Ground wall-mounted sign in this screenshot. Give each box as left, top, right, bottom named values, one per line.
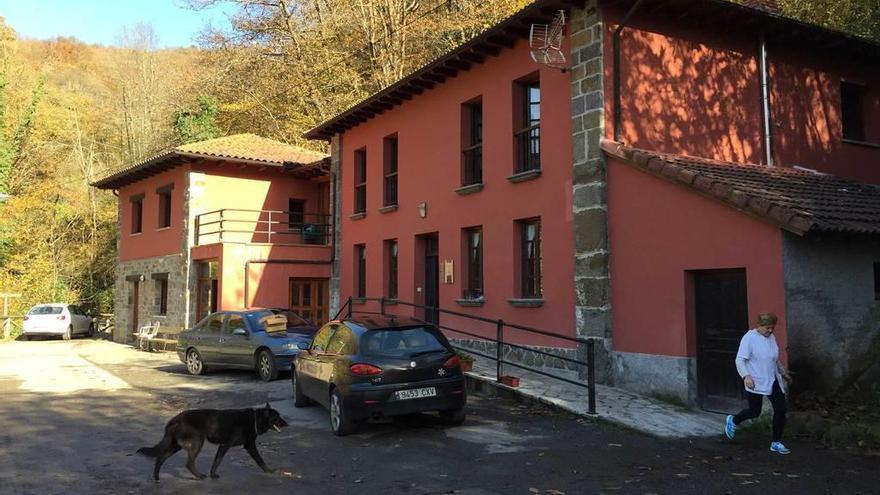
left=443, top=259, right=454, bottom=284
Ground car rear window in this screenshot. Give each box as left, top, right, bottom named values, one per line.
left=28, top=306, right=63, bottom=315
left=360, top=327, right=448, bottom=358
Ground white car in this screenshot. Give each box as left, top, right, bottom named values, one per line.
left=22, top=303, right=95, bottom=340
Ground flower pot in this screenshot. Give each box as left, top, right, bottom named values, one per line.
left=500, top=375, right=520, bottom=387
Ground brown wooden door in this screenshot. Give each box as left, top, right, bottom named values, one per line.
left=290, top=278, right=330, bottom=325
left=424, top=234, right=440, bottom=325
left=695, top=269, right=749, bottom=413
left=131, top=280, right=139, bottom=339
left=197, top=261, right=219, bottom=322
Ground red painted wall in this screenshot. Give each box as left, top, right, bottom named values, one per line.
left=607, top=158, right=788, bottom=362
left=119, top=166, right=189, bottom=261
left=602, top=7, right=880, bottom=184
left=337, top=39, right=576, bottom=345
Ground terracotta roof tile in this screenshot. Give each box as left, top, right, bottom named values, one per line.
left=601, top=139, right=880, bottom=236
left=92, top=134, right=328, bottom=189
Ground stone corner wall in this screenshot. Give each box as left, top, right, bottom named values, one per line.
left=113, top=254, right=189, bottom=344
left=328, top=135, right=343, bottom=320
left=570, top=1, right=611, bottom=383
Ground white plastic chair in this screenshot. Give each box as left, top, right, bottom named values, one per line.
left=136, top=321, right=160, bottom=351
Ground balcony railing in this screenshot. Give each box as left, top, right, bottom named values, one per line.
left=194, top=209, right=332, bottom=246
left=515, top=124, right=541, bottom=173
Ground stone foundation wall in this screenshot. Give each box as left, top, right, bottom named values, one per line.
left=113, top=254, right=188, bottom=343
left=570, top=1, right=611, bottom=382
left=612, top=351, right=696, bottom=405
left=450, top=339, right=581, bottom=374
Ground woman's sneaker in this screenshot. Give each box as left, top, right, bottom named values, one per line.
left=724, top=415, right=736, bottom=439
left=770, top=442, right=791, bottom=454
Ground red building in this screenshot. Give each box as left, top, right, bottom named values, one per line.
left=93, top=134, right=331, bottom=343
left=307, top=0, right=880, bottom=412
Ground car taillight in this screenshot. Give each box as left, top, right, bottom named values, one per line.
left=443, top=355, right=461, bottom=368
left=57, top=315, right=66, bottom=321
left=350, top=363, right=383, bottom=376
left=23, top=316, right=29, bottom=321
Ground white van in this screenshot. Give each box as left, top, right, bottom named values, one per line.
left=22, top=304, right=94, bottom=340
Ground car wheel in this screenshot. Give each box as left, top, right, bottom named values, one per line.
left=186, top=348, right=206, bottom=375
left=62, top=326, right=72, bottom=341
left=22, top=335, right=31, bottom=341
left=291, top=368, right=311, bottom=407
left=439, top=406, right=466, bottom=426
left=87, top=323, right=96, bottom=338
left=257, top=350, right=278, bottom=382
left=330, top=388, right=357, bottom=436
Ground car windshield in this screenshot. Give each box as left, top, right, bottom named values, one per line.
left=245, top=311, right=280, bottom=332
left=360, top=327, right=448, bottom=358
left=28, top=306, right=63, bottom=315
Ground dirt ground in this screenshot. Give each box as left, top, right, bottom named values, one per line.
left=0, top=336, right=876, bottom=494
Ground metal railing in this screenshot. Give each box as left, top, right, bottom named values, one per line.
left=462, top=144, right=483, bottom=186
left=195, top=209, right=332, bottom=246
left=334, top=296, right=597, bottom=415
left=514, top=124, right=541, bottom=173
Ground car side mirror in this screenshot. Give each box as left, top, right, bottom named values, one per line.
left=232, top=328, right=247, bottom=337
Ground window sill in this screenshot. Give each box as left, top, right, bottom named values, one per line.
left=156, top=227, right=171, bottom=232
left=454, top=183, right=484, bottom=196
left=382, top=298, right=399, bottom=305
left=352, top=297, right=367, bottom=305
left=350, top=212, right=367, bottom=221
left=455, top=298, right=485, bottom=307
left=842, top=138, right=880, bottom=149
left=506, top=169, right=542, bottom=183
left=131, top=232, right=143, bottom=237
left=378, top=204, right=399, bottom=214
left=507, top=298, right=544, bottom=308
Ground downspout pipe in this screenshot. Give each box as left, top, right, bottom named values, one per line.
left=613, top=0, right=646, bottom=142
left=759, top=35, right=774, bottom=166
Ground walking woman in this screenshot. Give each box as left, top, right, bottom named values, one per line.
left=724, top=312, right=793, bottom=454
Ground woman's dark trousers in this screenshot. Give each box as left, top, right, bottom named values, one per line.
left=732, top=380, right=786, bottom=442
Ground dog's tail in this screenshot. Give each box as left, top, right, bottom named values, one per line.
left=136, top=434, right=173, bottom=458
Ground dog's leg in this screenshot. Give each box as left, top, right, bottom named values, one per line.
left=182, top=438, right=207, bottom=480
left=152, top=444, right=181, bottom=482
left=244, top=441, right=273, bottom=473
left=209, top=444, right=230, bottom=479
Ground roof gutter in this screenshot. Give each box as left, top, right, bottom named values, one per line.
left=613, top=0, right=646, bottom=142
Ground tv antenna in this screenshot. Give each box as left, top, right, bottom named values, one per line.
left=529, top=10, right=567, bottom=71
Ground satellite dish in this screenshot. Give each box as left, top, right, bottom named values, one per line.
left=529, top=10, right=567, bottom=71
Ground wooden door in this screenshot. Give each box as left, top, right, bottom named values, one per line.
left=424, top=234, right=440, bottom=325
left=290, top=278, right=330, bottom=325
left=131, top=280, right=139, bottom=339
left=695, top=269, right=750, bottom=413
left=197, top=260, right=219, bottom=322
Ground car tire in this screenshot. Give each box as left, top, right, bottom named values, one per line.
left=186, top=348, right=206, bottom=375
left=257, top=350, right=278, bottom=382
left=330, top=388, right=357, bottom=436
left=87, top=323, right=95, bottom=338
left=291, top=368, right=311, bottom=407
left=439, top=406, right=466, bottom=426
left=62, top=326, right=72, bottom=341
left=22, top=335, right=31, bottom=341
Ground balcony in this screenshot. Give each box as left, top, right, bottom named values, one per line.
left=194, top=209, right=332, bottom=246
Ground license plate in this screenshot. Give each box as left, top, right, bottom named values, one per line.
left=394, top=387, right=437, bottom=400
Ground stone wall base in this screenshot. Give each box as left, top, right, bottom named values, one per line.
left=114, top=254, right=188, bottom=344
left=611, top=351, right=696, bottom=406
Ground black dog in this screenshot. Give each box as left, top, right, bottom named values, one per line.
left=137, top=403, right=289, bottom=481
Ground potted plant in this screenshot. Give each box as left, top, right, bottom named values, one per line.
left=457, top=351, right=475, bottom=372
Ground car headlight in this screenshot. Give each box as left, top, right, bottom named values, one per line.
left=282, top=342, right=300, bottom=351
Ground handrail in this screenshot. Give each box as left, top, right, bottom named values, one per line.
left=335, top=296, right=597, bottom=415
left=194, top=208, right=332, bottom=247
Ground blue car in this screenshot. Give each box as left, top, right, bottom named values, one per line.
left=177, top=309, right=317, bottom=381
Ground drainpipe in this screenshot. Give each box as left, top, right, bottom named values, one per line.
left=613, top=0, right=646, bottom=142
left=759, top=35, right=774, bottom=166
left=243, top=258, right=332, bottom=309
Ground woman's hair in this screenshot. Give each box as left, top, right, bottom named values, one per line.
left=757, top=312, right=778, bottom=326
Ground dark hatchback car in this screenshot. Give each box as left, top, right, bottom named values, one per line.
left=291, top=315, right=467, bottom=436
left=177, top=309, right=317, bottom=381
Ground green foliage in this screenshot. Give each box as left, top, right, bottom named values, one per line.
left=173, top=94, right=221, bottom=145
left=778, top=0, right=880, bottom=42
left=0, top=60, right=44, bottom=194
